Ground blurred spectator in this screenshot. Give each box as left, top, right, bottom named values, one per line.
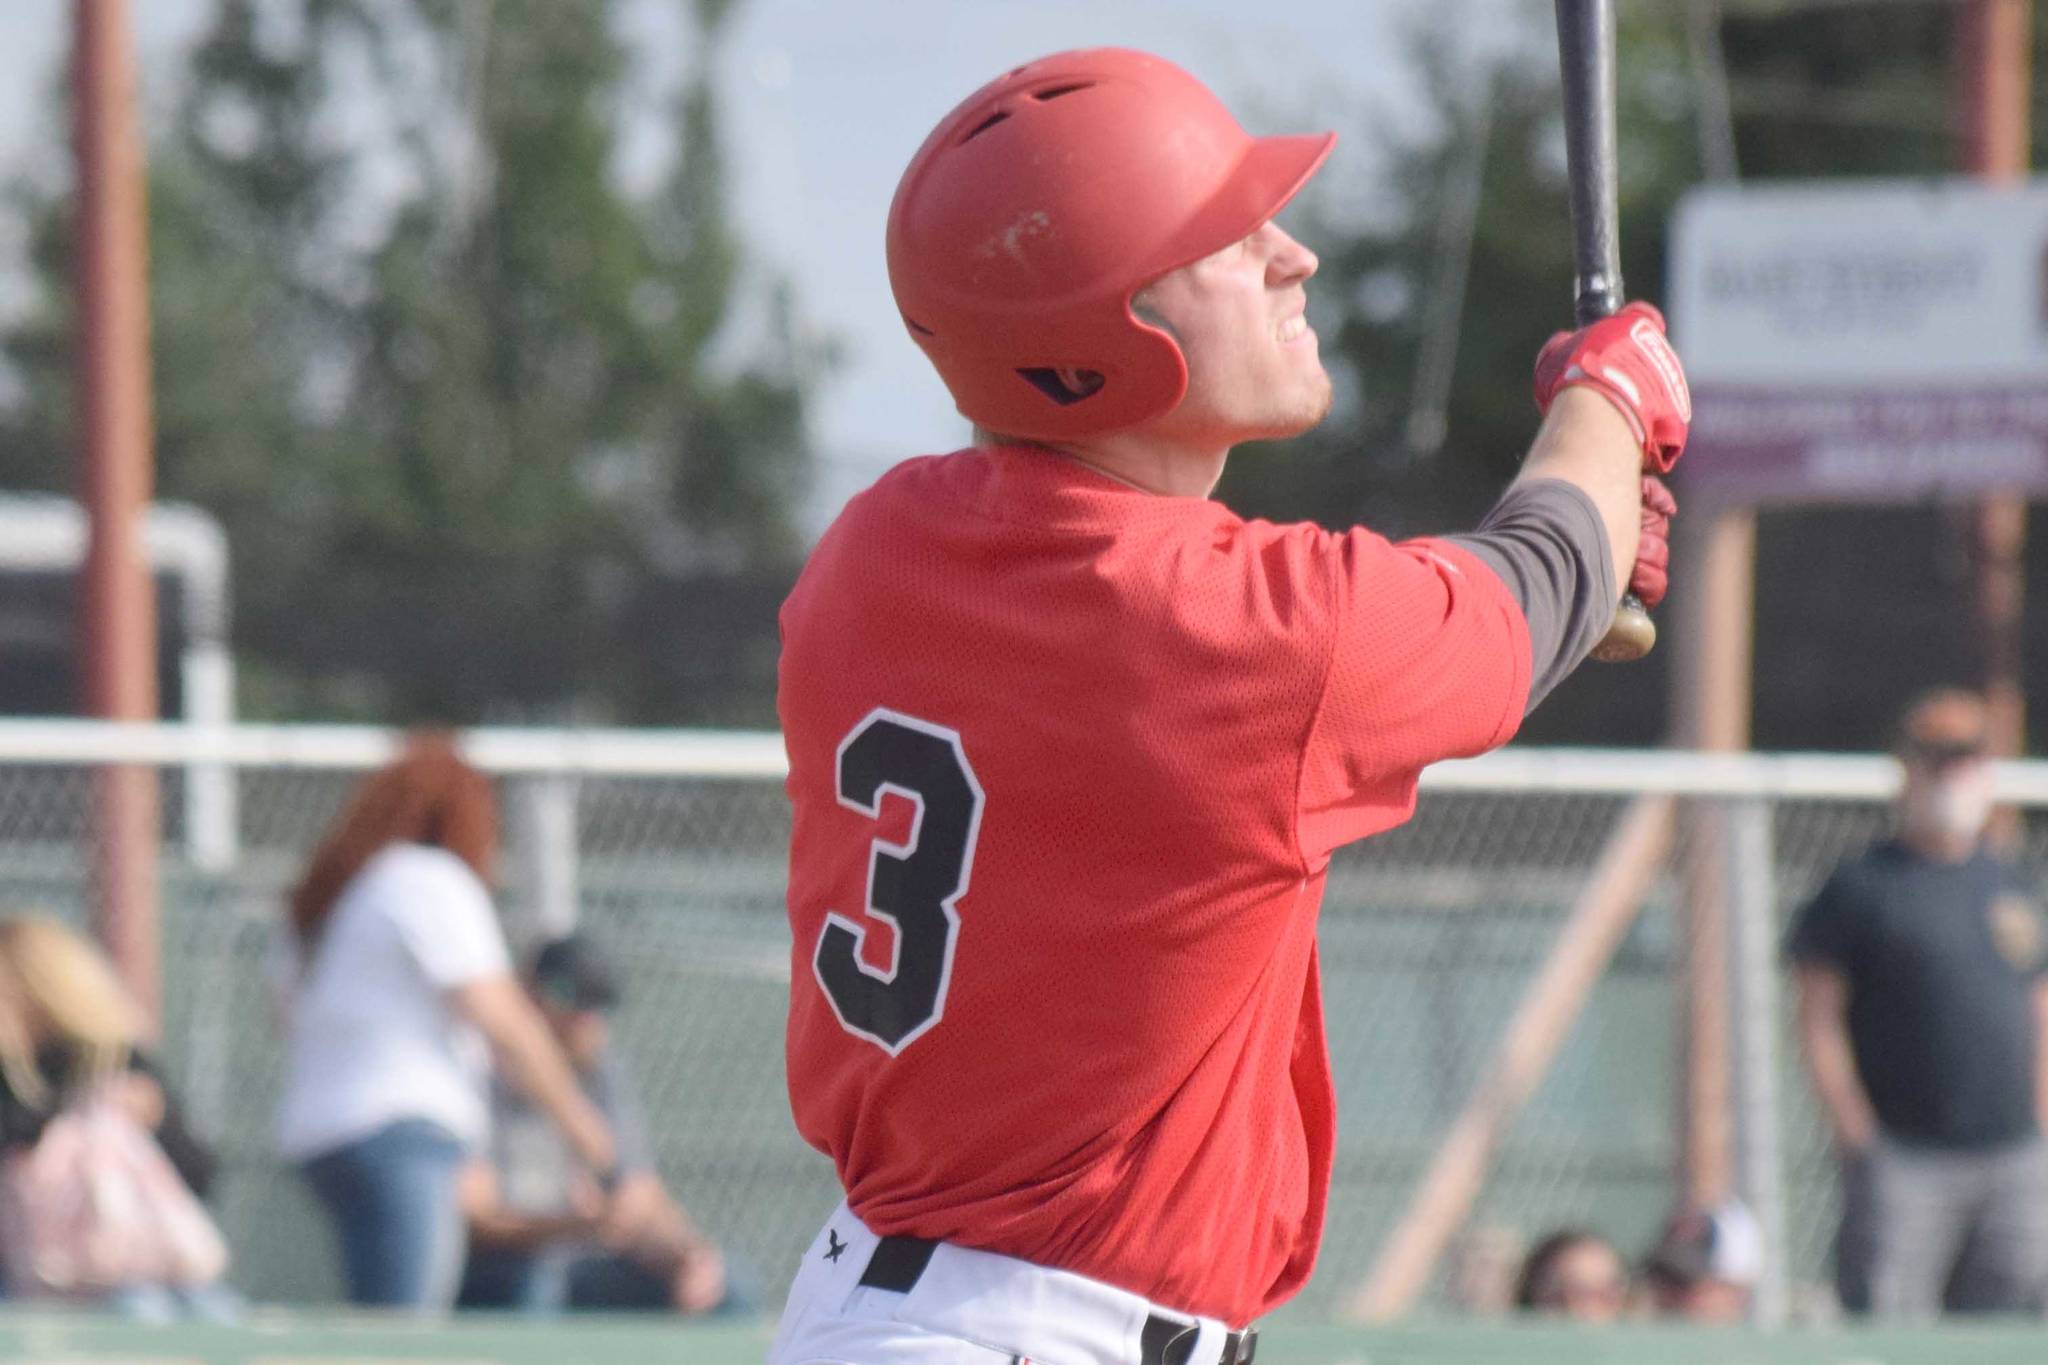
left=1640, top=1202, right=1760, bottom=1323
left=272, top=734, right=619, bottom=1311
left=0, top=914, right=230, bottom=1317
left=456, top=933, right=735, bottom=1316
left=1514, top=1227, right=1627, bottom=1323
left=1788, top=689, right=2048, bottom=1318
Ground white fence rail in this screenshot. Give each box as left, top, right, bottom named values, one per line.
left=2, top=722, right=2039, bottom=1320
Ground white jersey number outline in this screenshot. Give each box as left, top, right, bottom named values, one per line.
left=813, top=708, right=984, bottom=1055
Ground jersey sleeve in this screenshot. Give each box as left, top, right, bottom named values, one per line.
left=379, top=847, right=514, bottom=988
left=1297, top=531, right=1531, bottom=865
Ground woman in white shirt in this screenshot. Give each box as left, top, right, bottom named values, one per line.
left=274, top=734, right=617, bottom=1310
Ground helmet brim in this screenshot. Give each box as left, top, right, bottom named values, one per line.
left=1145, top=131, right=1337, bottom=284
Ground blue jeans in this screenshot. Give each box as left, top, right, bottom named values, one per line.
left=301, top=1119, right=467, bottom=1310
left=106, top=1282, right=245, bottom=1324
left=460, top=1248, right=667, bottom=1312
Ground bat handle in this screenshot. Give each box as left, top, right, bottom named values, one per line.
left=1574, top=276, right=1622, bottom=330
left=1591, top=590, right=1655, bottom=663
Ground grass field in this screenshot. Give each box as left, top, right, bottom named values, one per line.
left=7, top=1311, right=2048, bottom=1364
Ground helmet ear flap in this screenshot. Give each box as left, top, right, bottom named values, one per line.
left=1016, top=369, right=1106, bottom=407
left=1012, top=312, right=1188, bottom=430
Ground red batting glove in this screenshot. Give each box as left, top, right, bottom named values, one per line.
left=1631, top=474, right=1676, bottom=609
left=1533, top=301, right=1692, bottom=474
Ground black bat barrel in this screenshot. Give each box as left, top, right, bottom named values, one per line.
left=1555, top=0, right=1623, bottom=325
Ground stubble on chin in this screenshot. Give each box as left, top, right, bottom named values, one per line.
left=1253, top=369, right=1335, bottom=442
left=1300, top=372, right=1336, bottom=430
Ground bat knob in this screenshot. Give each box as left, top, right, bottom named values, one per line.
left=1590, top=592, right=1656, bottom=663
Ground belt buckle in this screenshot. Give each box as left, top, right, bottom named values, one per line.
left=1139, top=1314, right=1257, bottom=1365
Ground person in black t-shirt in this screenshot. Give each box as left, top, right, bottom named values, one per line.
left=1787, top=689, right=2048, bottom=1318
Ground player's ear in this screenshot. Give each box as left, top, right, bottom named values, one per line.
left=1052, top=368, right=1106, bottom=399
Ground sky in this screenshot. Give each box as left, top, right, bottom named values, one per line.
left=0, top=0, right=1440, bottom=527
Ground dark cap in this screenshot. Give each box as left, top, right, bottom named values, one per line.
left=1895, top=688, right=1991, bottom=766
left=530, top=933, right=619, bottom=1012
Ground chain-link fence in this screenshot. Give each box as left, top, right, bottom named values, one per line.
left=3, top=724, right=2045, bottom=1322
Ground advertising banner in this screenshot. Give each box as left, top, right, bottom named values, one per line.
left=1670, top=178, right=2048, bottom=501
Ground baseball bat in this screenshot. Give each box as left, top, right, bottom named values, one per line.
left=1556, top=0, right=1656, bottom=663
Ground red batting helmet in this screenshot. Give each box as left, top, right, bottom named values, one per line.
left=886, top=49, right=1335, bottom=440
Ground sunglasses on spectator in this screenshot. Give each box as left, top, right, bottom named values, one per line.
left=1902, top=740, right=1987, bottom=767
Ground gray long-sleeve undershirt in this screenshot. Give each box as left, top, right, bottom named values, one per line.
left=1444, top=478, right=1618, bottom=713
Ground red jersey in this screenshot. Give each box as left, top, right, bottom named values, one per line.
left=778, top=446, right=1530, bottom=1325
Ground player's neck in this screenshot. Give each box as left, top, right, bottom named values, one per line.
left=1048, top=433, right=1229, bottom=498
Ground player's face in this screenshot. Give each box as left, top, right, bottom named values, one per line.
left=1135, top=219, right=1332, bottom=446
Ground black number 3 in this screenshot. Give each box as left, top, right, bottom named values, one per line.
left=813, top=709, right=984, bottom=1054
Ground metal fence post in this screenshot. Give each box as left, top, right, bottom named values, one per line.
left=1726, top=794, right=1788, bottom=1327
left=183, top=649, right=238, bottom=871
left=511, top=772, right=581, bottom=950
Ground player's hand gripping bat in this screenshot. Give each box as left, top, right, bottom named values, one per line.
left=1555, top=0, right=1656, bottom=663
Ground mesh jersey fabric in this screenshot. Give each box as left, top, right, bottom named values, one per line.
left=778, top=445, right=1532, bottom=1325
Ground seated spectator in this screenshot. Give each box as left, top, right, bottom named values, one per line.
left=0, top=913, right=231, bottom=1318
left=456, top=933, right=735, bottom=1315
left=1641, top=1202, right=1760, bottom=1323
left=1514, top=1227, right=1627, bottom=1323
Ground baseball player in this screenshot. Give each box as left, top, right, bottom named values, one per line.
left=772, top=48, right=1689, bottom=1365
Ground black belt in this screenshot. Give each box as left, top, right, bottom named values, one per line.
left=859, top=1235, right=1257, bottom=1365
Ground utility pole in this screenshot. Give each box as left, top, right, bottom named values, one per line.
left=1673, top=0, right=1746, bottom=1218
left=1960, top=0, right=2031, bottom=761
left=72, top=0, right=161, bottom=1029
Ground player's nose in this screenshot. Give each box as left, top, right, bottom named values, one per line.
left=1265, top=223, right=1318, bottom=287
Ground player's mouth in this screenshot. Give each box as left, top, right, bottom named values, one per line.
left=1278, top=313, right=1314, bottom=345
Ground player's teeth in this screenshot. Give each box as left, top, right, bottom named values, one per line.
left=1279, top=315, right=1307, bottom=341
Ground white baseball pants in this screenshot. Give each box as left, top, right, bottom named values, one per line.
left=768, top=1200, right=1253, bottom=1365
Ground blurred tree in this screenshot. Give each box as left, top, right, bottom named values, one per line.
left=0, top=0, right=817, bottom=725
left=1718, top=1, right=1959, bottom=177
